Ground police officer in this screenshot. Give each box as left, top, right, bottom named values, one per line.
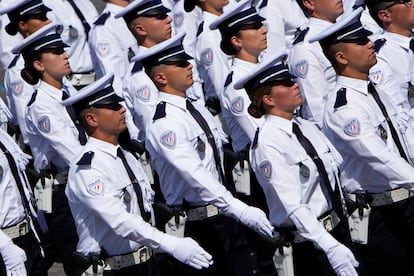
left=0, top=0, right=52, bottom=147
left=0, top=128, right=46, bottom=275
left=62, top=73, right=212, bottom=276
left=88, top=0, right=137, bottom=95
left=289, top=0, right=344, bottom=128
left=234, top=52, right=361, bottom=276
left=310, top=7, right=414, bottom=275
left=115, top=0, right=172, bottom=143
left=137, top=34, right=273, bottom=275
left=43, top=0, right=98, bottom=89
left=13, top=24, right=84, bottom=275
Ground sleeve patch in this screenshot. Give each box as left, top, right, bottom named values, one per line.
left=136, top=85, right=151, bottom=102
left=200, top=48, right=213, bottom=66
left=344, top=119, right=360, bottom=136
left=11, top=81, right=23, bottom=95
left=96, top=41, right=111, bottom=57
left=369, top=70, right=383, bottom=85
left=230, top=96, right=244, bottom=114
left=174, top=12, right=184, bottom=27
left=259, top=160, right=272, bottom=180
left=38, top=116, right=51, bottom=133
left=160, top=130, right=176, bottom=149
left=294, top=60, right=309, bottom=78
left=87, top=179, right=104, bottom=196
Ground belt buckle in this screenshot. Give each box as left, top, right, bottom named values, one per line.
left=18, top=222, right=27, bottom=236
left=138, top=247, right=149, bottom=263
left=321, top=214, right=334, bottom=231
left=196, top=207, right=207, bottom=220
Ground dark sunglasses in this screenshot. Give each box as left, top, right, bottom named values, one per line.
left=142, top=13, right=169, bottom=20
left=25, top=13, right=49, bottom=22
left=271, top=79, right=296, bottom=88
left=92, top=102, right=123, bottom=111
left=238, top=22, right=264, bottom=31
left=383, top=0, right=412, bottom=9
left=41, top=47, right=66, bottom=55
left=342, top=37, right=371, bottom=46
left=162, top=60, right=191, bottom=68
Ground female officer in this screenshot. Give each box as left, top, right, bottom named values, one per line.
left=234, top=52, right=363, bottom=276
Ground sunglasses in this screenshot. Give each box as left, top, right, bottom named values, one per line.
left=92, top=102, right=123, bottom=111
left=142, top=13, right=169, bottom=20
left=24, top=13, right=48, bottom=22
left=342, top=37, right=371, bottom=46
left=162, top=60, right=191, bottom=68
left=272, top=79, right=296, bottom=88
left=41, top=47, right=66, bottom=55
left=238, top=22, right=264, bottom=31
left=383, top=0, right=412, bottom=9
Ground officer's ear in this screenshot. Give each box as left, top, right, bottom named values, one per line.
left=377, top=8, right=392, bottom=25
left=33, top=60, right=45, bottom=73
left=302, top=0, right=315, bottom=12
left=153, top=71, right=167, bottom=87
left=83, top=109, right=98, bottom=129
left=230, top=35, right=242, bottom=50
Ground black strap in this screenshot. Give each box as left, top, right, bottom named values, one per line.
left=117, top=147, right=151, bottom=222
left=186, top=100, right=226, bottom=183
left=292, top=122, right=344, bottom=218
left=62, top=90, right=87, bottom=145
left=66, top=0, right=91, bottom=40
left=410, top=38, right=414, bottom=53
left=0, top=140, right=41, bottom=234
left=368, top=83, right=409, bottom=162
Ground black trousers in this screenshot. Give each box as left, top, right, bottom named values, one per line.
left=43, top=185, right=79, bottom=276
left=180, top=214, right=254, bottom=276
left=356, top=197, right=414, bottom=276
left=291, top=220, right=366, bottom=276
left=103, top=259, right=157, bottom=276
left=0, top=231, right=46, bottom=276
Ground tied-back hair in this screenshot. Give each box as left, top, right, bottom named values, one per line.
left=247, top=84, right=273, bottom=118
left=21, top=51, right=43, bottom=85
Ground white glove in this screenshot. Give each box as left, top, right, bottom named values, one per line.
left=159, top=235, right=213, bottom=270
left=326, top=243, right=359, bottom=276
left=239, top=206, right=274, bottom=238
left=0, top=240, right=27, bottom=276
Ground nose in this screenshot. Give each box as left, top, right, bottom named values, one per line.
left=166, top=15, right=172, bottom=24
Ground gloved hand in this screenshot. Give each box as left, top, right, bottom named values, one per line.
left=159, top=235, right=213, bottom=270
left=239, top=206, right=274, bottom=238
left=0, top=240, right=27, bottom=276
left=326, top=243, right=359, bottom=276
left=172, top=237, right=213, bottom=270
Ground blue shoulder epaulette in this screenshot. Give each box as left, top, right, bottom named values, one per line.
left=293, top=27, right=310, bottom=45
left=131, top=62, right=143, bottom=74
left=76, top=151, right=95, bottom=166
left=334, top=88, right=347, bottom=108
left=196, top=22, right=204, bottom=37
left=94, top=12, right=110, bottom=26
left=27, top=90, right=38, bottom=106
left=251, top=128, right=259, bottom=149
left=374, top=38, right=386, bottom=53
left=258, top=0, right=268, bottom=9
left=153, top=101, right=166, bottom=121
left=8, top=55, right=19, bottom=69
left=224, top=71, right=234, bottom=88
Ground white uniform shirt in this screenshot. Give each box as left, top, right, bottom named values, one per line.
left=289, top=18, right=336, bottom=127
left=25, top=81, right=82, bottom=172
left=257, top=0, right=308, bottom=57
left=222, top=58, right=264, bottom=152
left=146, top=92, right=236, bottom=207
left=44, top=0, right=98, bottom=73
left=251, top=116, right=341, bottom=244
left=89, top=3, right=138, bottom=94
left=66, top=138, right=163, bottom=256
left=195, top=12, right=232, bottom=101
left=323, top=76, right=414, bottom=193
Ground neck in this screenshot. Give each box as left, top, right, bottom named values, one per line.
left=42, top=75, right=63, bottom=89
left=235, top=50, right=260, bottom=64
left=161, top=86, right=187, bottom=98
left=267, top=108, right=294, bottom=120
left=386, top=25, right=413, bottom=38
left=91, top=131, right=119, bottom=145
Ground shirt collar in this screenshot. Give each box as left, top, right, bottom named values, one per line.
left=309, top=17, right=333, bottom=31
left=87, top=137, right=119, bottom=159
left=38, top=80, right=66, bottom=101
left=264, top=114, right=293, bottom=136
left=158, top=92, right=187, bottom=111
left=383, top=31, right=412, bottom=51
left=106, top=2, right=125, bottom=13
left=232, top=58, right=258, bottom=71
left=337, top=75, right=370, bottom=96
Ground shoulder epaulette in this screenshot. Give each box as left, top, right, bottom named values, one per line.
left=334, top=88, right=347, bottom=108
left=224, top=71, right=234, bottom=88
left=153, top=101, right=166, bottom=121
left=27, top=90, right=38, bottom=106
left=131, top=61, right=143, bottom=74
left=374, top=38, right=386, bottom=53
left=8, top=55, right=19, bottom=69
left=196, top=22, right=204, bottom=37
left=251, top=128, right=259, bottom=149
left=76, top=151, right=95, bottom=166
left=258, top=0, right=268, bottom=9
left=293, top=27, right=309, bottom=45
left=94, top=12, right=110, bottom=26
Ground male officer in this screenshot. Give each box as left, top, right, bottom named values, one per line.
left=289, top=0, right=344, bottom=127
left=139, top=33, right=273, bottom=275
left=310, top=7, right=414, bottom=275
left=63, top=73, right=212, bottom=275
